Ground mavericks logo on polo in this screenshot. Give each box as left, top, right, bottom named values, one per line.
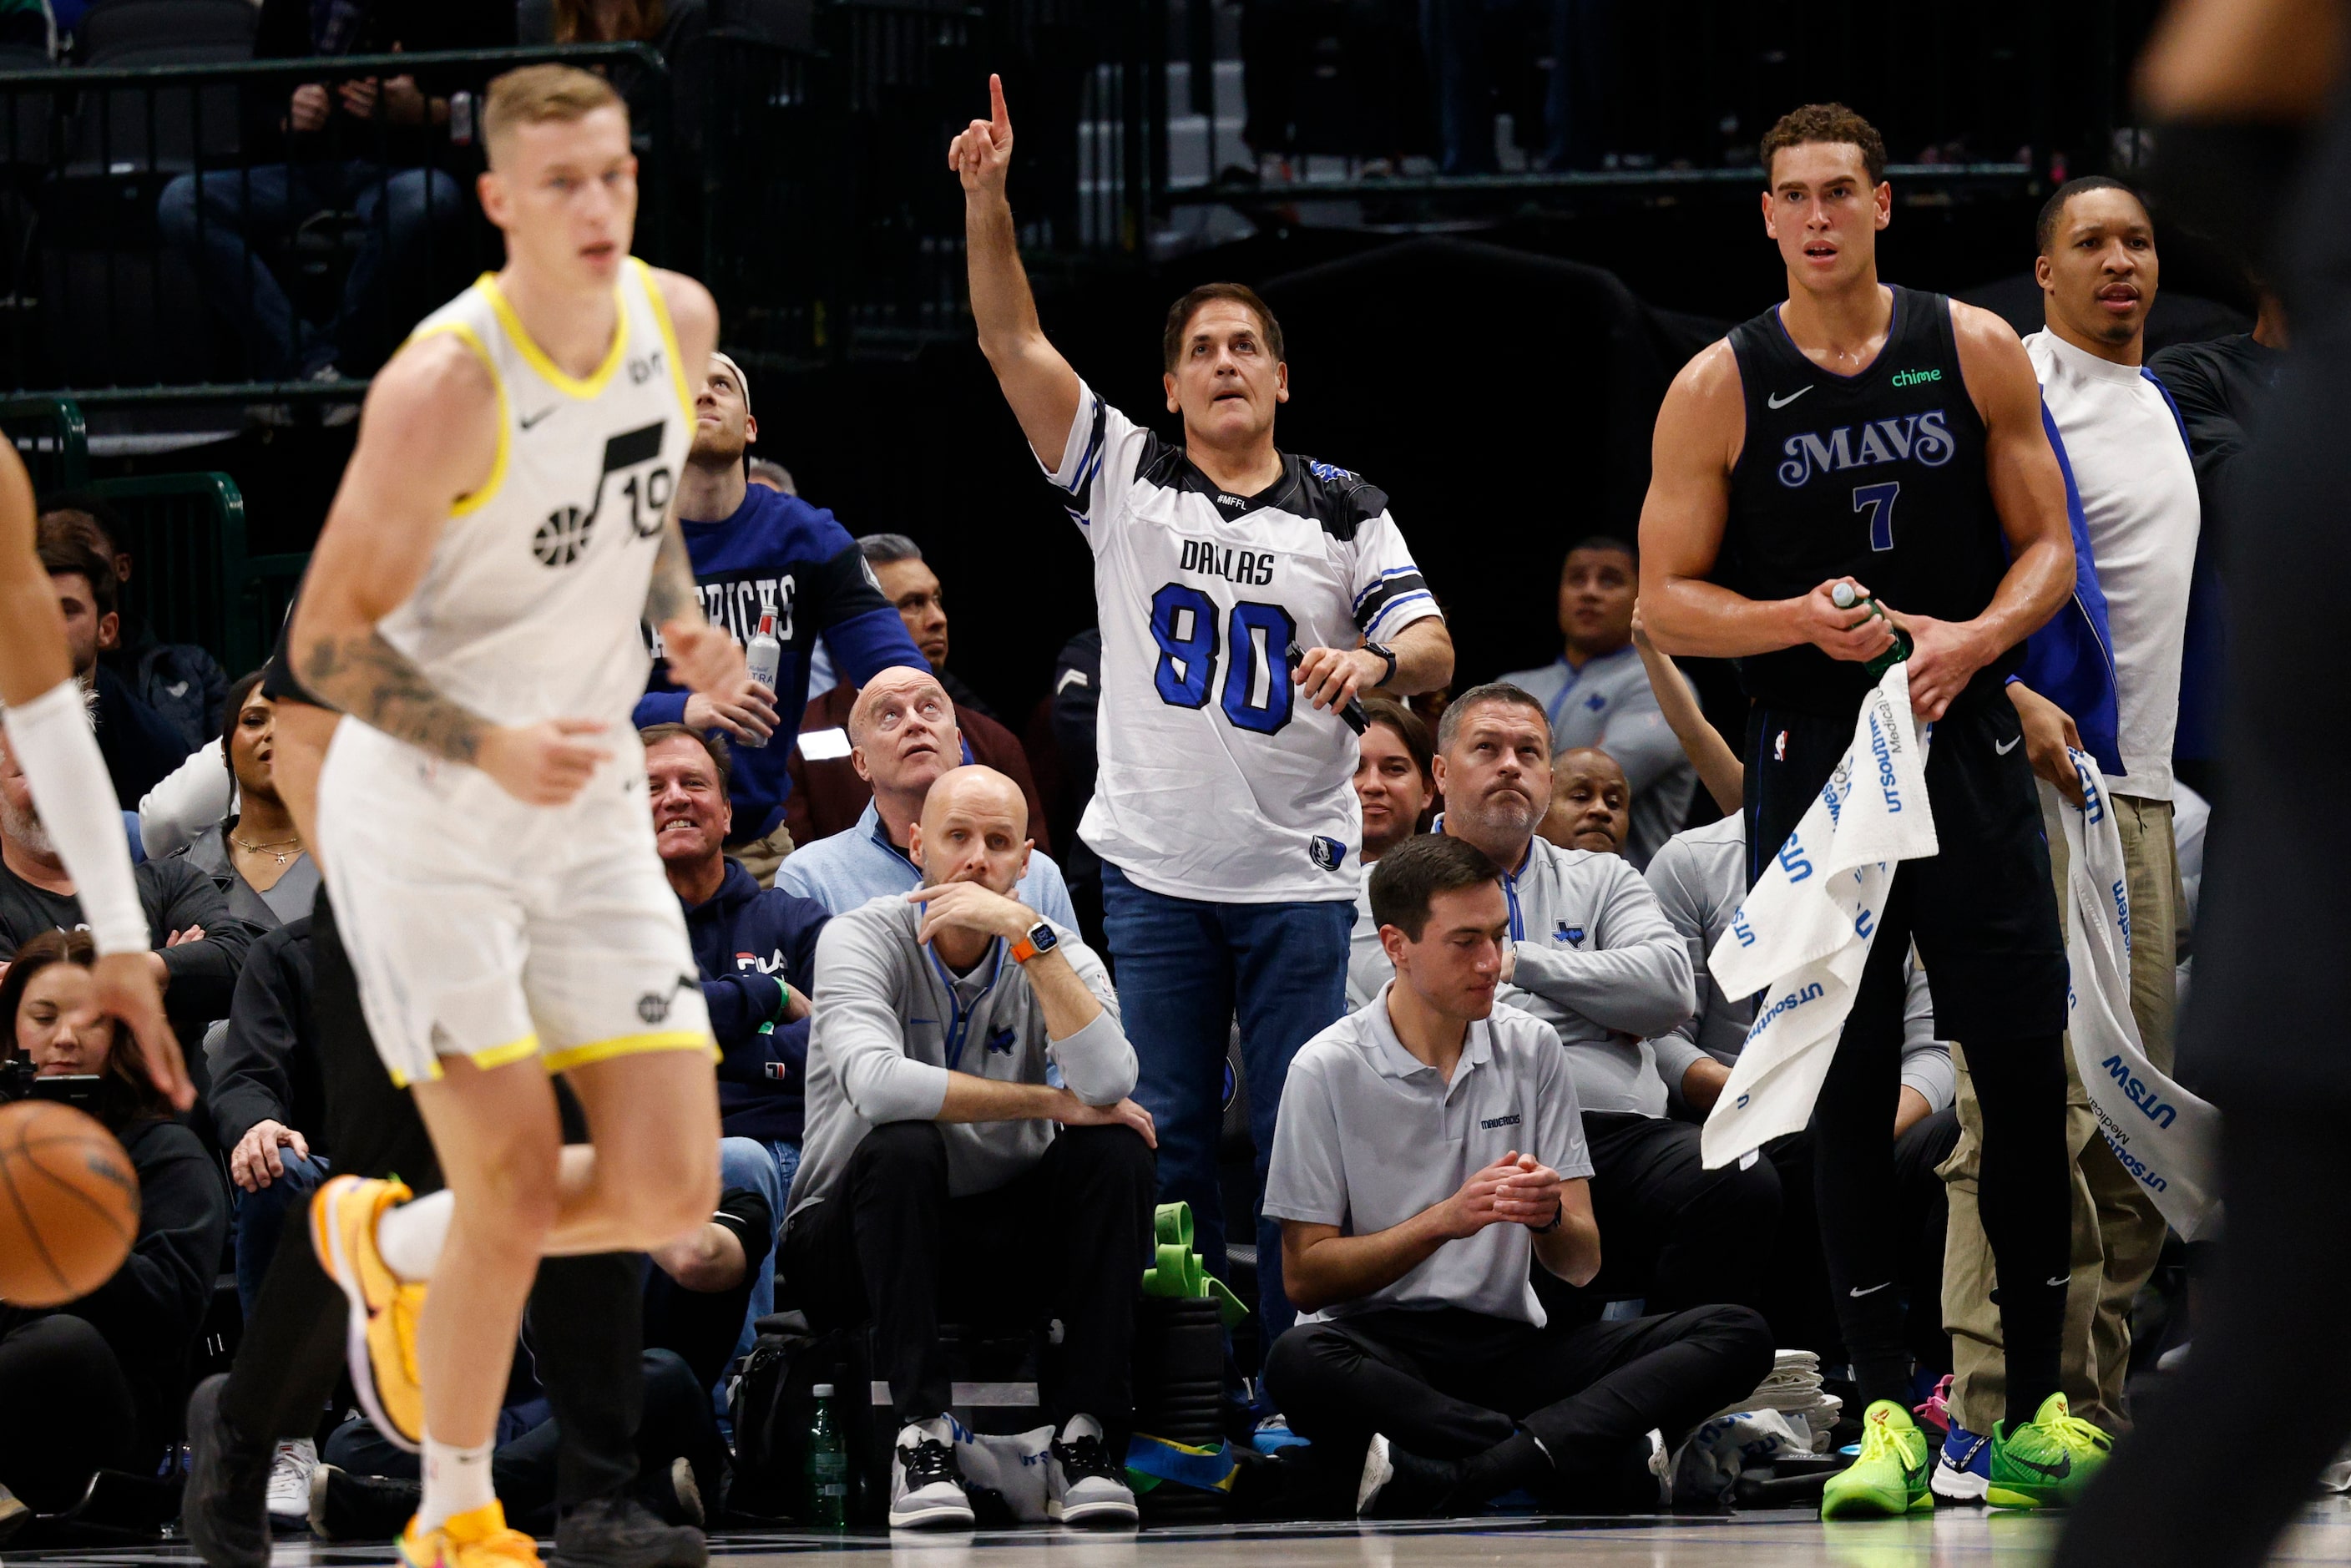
left=1308, top=836, right=1347, bottom=873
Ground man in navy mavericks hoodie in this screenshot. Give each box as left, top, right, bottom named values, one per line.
left=635, top=352, right=924, bottom=884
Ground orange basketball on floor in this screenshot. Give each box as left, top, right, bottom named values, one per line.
left=0, top=1098, right=139, bottom=1306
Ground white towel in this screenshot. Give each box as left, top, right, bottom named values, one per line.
left=1702, top=660, right=1939, bottom=1169
left=2057, top=749, right=2222, bottom=1242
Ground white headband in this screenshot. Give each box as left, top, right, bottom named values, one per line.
left=711, top=352, right=750, bottom=415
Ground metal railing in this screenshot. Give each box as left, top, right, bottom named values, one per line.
left=0, top=43, right=670, bottom=405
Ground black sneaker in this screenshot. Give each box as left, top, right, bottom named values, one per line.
left=889, top=1420, right=974, bottom=1530
left=182, top=1374, right=275, bottom=1568
left=551, top=1494, right=707, bottom=1568
left=1357, top=1434, right=1472, bottom=1520
left=1045, top=1415, right=1135, bottom=1526
left=305, top=1461, right=418, bottom=1542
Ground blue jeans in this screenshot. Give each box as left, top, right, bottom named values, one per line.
left=156, top=159, right=462, bottom=379
left=233, top=1149, right=330, bottom=1315
left=718, top=1136, right=797, bottom=1405
left=1422, top=0, right=1609, bottom=174
left=1100, top=862, right=1353, bottom=1352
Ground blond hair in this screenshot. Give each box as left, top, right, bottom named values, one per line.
left=483, top=63, right=626, bottom=164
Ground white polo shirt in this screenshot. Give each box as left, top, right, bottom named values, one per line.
left=1265, top=989, right=1592, bottom=1326
left=2025, top=329, right=2201, bottom=801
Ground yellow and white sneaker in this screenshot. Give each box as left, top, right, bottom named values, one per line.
left=311, top=1174, right=427, bottom=1451
left=397, top=1502, right=543, bottom=1568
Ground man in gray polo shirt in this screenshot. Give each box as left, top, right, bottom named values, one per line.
left=1433, top=682, right=1778, bottom=1318
left=782, top=765, right=1157, bottom=1531
left=1263, top=835, right=1772, bottom=1516
left=1497, top=535, right=1697, bottom=866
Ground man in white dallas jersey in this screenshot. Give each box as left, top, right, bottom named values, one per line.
left=953, top=76, right=1454, bottom=1345
left=286, top=66, right=746, bottom=1568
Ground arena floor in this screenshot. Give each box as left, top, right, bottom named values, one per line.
left=16, top=1501, right=2351, bottom=1568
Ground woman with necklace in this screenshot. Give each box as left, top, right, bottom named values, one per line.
left=179, top=672, right=319, bottom=934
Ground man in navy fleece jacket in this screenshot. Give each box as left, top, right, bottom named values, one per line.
left=647, top=722, right=827, bottom=1373
left=636, top=353, right=923, bottom=884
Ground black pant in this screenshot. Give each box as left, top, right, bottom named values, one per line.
left=1541, top=1112, right=1781, bottom=1318
left=1761, top=1107, right=1960, bottom=1373
left=321, top=1349, right=720, bottom=1537
left=1264, top=1303, right=1773, bottom=1485
left=0, top=1316, right=139, bottom=1511
left=782, top=1121, right=1155, bottom=1435
left=1748, top=696, right=2070, bottom=1420
left=217, top=890, right=646, bottom=1510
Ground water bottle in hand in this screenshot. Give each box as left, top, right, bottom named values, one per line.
left=806, top=1382, right=848, bottom=1527
left=741, top=613, right=782, bottom=749
left=1830, top=581, right=1914, bottom=678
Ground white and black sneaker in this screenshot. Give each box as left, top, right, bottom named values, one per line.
left=265, top=1438, right=318, bottom=1526
left=889, top=1418, right=974, bottom=1530
left=1046, top=1416, right=1136, bottom=1527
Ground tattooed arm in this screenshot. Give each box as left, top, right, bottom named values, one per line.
left=291, top=333, right=610, bottom=807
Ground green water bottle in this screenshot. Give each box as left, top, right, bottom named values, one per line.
left=1831, top=580, right=1914, bottom=678
left=806, top=1383, right=849, bottom=1527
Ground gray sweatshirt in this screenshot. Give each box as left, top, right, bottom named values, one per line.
left=786, top=894, right=1136, bottom=1226
left=1487, top=830, right=1696, bottom=1116
left=1642, top=813, right=1955, bottom=1112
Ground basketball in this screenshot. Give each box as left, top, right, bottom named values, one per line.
left=0, top=1099, right=139, bottom=1308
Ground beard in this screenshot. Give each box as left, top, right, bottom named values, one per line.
left=687, top=427, right=748, bottom=468
left=0, top=793, right=53, bottom=857
left=1458, top=787, right=1540, bottom=841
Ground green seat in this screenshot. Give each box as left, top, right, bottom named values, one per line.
left=0, top=395, right=89, bottom=493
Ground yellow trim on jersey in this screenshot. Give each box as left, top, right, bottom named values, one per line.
left=406, top=319, right=510, bottom=518
left=541, top=1029, right=716, bottom=1075
left=477, top=269, right=629, bottom=400
left=631, top=258, right=697, bottom=427
left=383, top=1030, right=542, bottom=1088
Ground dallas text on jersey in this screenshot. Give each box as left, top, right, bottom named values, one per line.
left=1178, top=537, right=1279, bottom=587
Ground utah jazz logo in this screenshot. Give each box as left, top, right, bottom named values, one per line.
left=533, top=422, right=672, bottom=568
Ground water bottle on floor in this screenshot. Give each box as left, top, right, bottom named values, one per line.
left=806, top=1382, right=848, bottom=1527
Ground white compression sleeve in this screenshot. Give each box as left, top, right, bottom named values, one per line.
left=3, top=679, right=148, bottom=955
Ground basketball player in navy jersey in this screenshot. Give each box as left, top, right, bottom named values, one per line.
left=1638, top=104, right=2105, bottom=1517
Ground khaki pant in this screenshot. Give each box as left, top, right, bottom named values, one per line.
left=1939, top=788, right=2180, bottom=1434
left=729, top=821, right=796, bottom=889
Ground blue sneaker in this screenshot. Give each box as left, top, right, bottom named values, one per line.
left=1931, top=1422, right=1992, bottom=1502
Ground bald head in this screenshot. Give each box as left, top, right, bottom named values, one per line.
left=908, top=765, right=1033, bottom=893
left=847, top=665, right=961, bottom=802
left=1542, top=747, right=1631, bottom=855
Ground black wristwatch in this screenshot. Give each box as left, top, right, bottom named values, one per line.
left=1363, top=640, right=1398, bottom=688
left=1532, top=1201, right=1563, bottom=1234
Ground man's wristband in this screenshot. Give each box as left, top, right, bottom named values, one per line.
left=1532, top=1201, right=1563, bottom=1234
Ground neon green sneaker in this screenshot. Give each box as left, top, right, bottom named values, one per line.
left=1987, top=1392, right=2112, bottom=1509
left=1821, top=1400, right=1933, bottom=1519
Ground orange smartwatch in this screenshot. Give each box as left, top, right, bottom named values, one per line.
left=1009, top=920, right=1059, bottom=965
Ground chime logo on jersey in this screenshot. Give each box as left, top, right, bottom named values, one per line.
left=1308, top=835, right=1347, bottom=873
left=1775, top=409, right=1955, bottom=487
left=530, top=421, right=671, bottom=569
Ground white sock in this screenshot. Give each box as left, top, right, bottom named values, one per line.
left=375, top=1190, right=455, bottom=1282
left=417, top=1433, right=496, bottom=1535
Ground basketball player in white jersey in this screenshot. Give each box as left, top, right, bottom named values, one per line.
left=286, top=67, right=739, bottom=1568
left=0, top=443, right=189, bottom=1109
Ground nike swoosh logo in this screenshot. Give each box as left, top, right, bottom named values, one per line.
left=1848, top=1281, right=1893, bottom=1297
left=2009, top=1452, right=2071, bottom=1479
left=1995, top=736, right=2022, bottom=756
left=1766, top=387, right=1815, bottom=409
left=519, top=406, right=558, bottom=431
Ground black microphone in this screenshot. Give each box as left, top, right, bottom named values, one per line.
left=1287, top=640, right=1368, bottom=734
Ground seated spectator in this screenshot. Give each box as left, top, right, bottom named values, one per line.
left=1539, top=747, right=1630, bottom=855
left=777, top=667, right=1078, bottom=927
left=0, top=703, right=250, bottom=1060
left=639, top=1171, right=773, bottom=1395
left=1642, top=781, right=1959, bottom=1379
left=519, top=0, right=712, bottom=162
left=180, top=673, right=320, bottom=934
left=0, top=932, right=231, bottom=1518
left=1498, top=537, right=1696, bottom=866
left=788, top=541, right=1050, bottom=849
left=746, top=458, right=795, bottom=494
left=44, top=503, right=229, bottom=755
left=210, top=917, right=325, bottom=1318
left=645, top=721, right=827, bottom=1371
left=1345, top=697, right=1437, bottom=1007
left=784, top=765, right=1154, bottom=1530
left=314, top=1343, right=721, bottom=1541
left=1261, top=837, right=1772, bottom=1518
left=1433, top=683, right=1775, bottom=1317
left=155, top=0, right=498, bottom=388
left=35, top=518, right=188, bottom=807
left=636, top=354, right=924, bottom=887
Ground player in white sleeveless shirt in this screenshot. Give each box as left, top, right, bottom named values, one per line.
left=285, top=68, right=746, bottom=1568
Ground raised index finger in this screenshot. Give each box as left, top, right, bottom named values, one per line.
left=989, top=73, right=1009, bottom=137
